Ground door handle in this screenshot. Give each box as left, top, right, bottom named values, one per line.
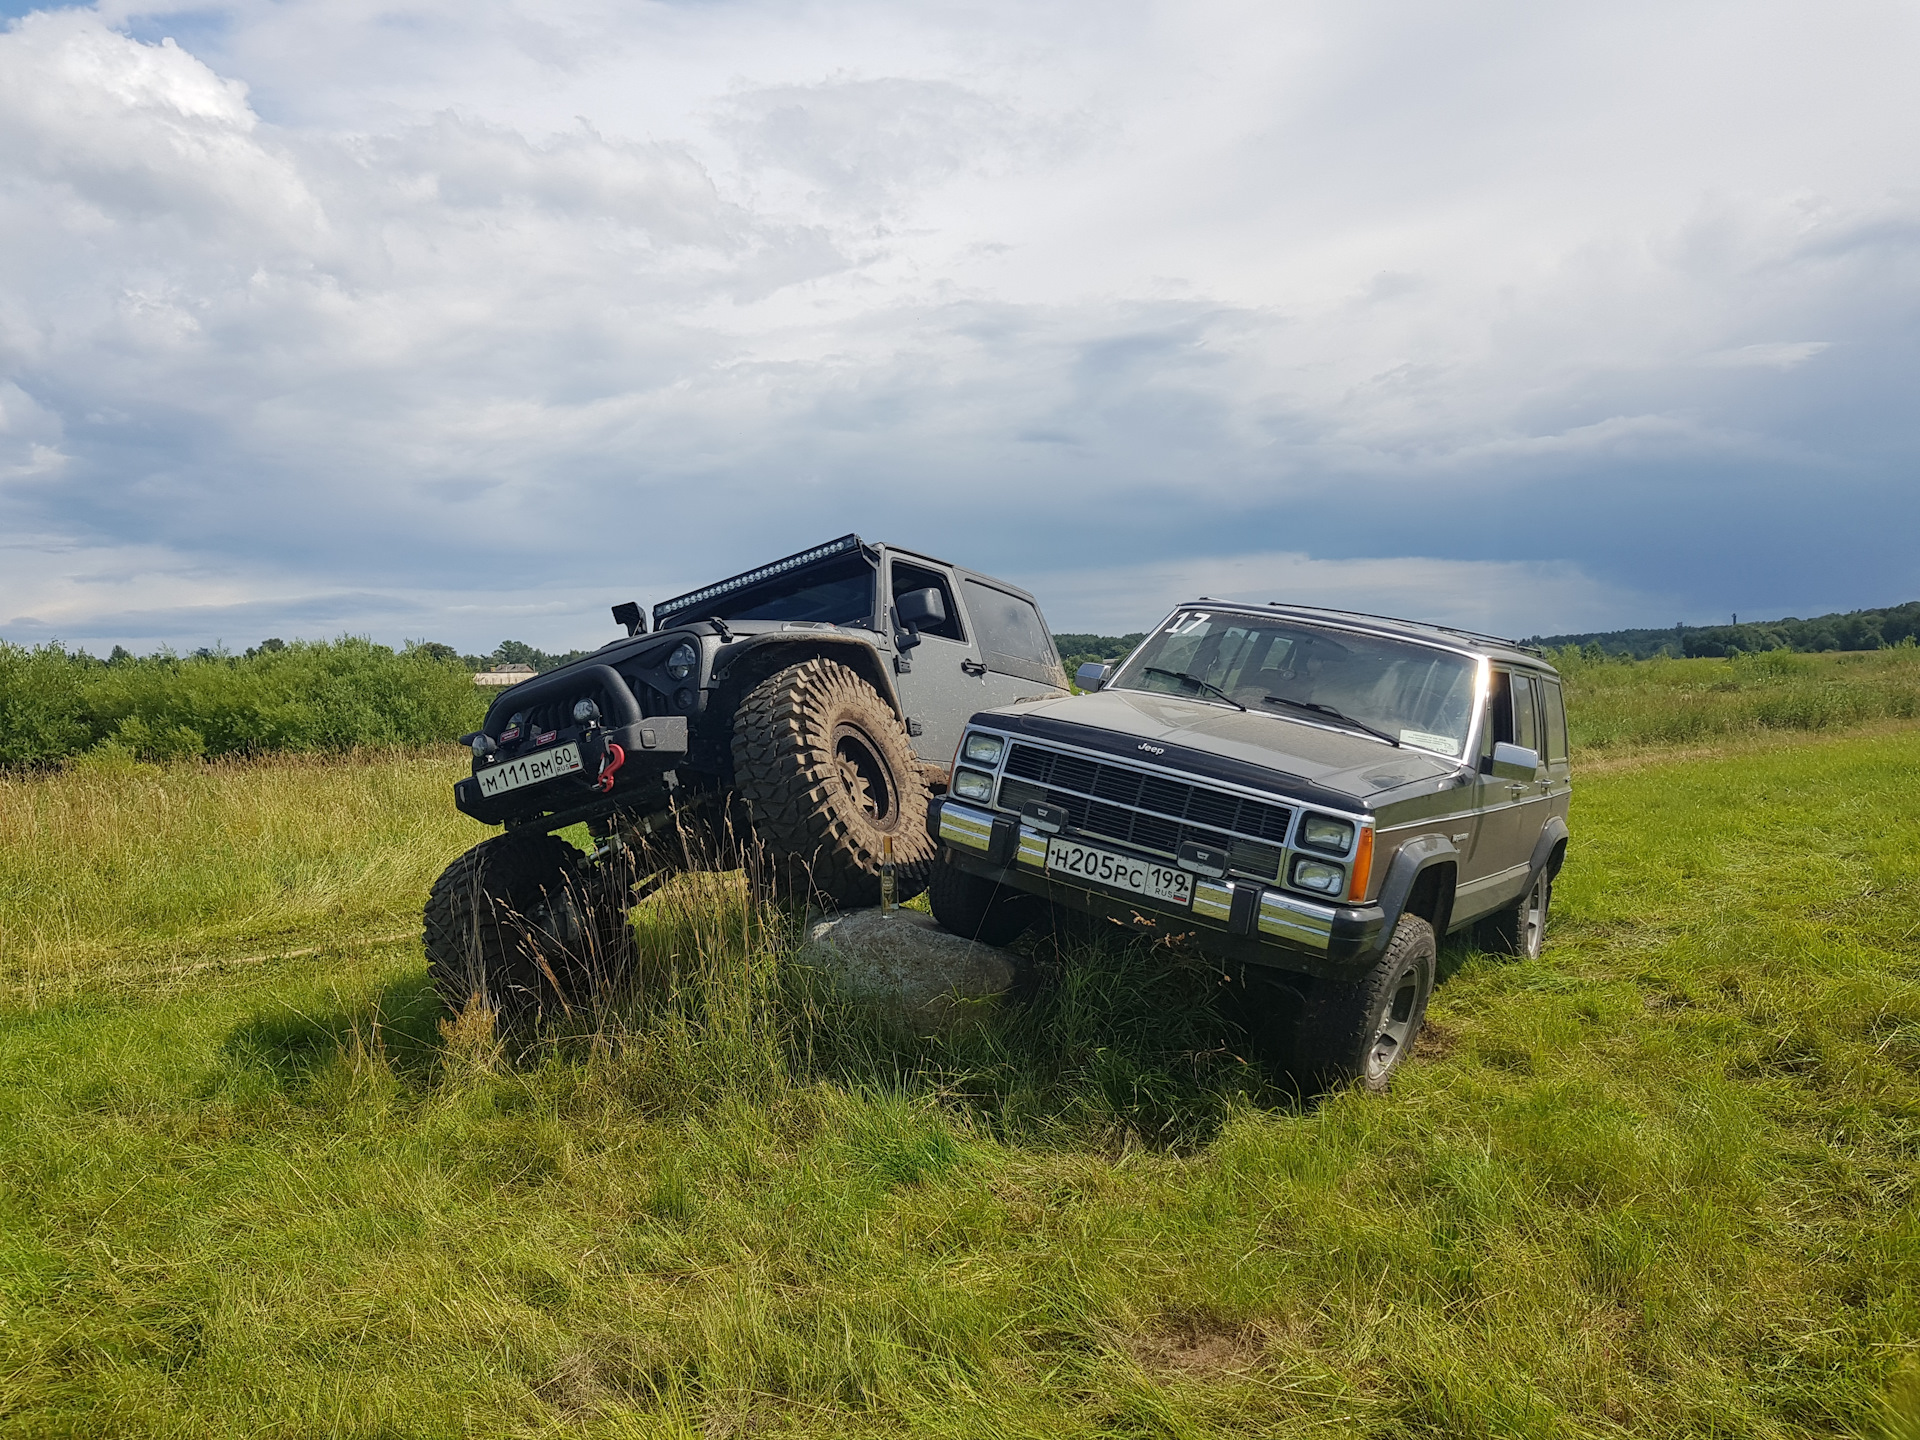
left=961, top=659, right=987, bottom=676
left=1507, top=783, right=1528, bottom=796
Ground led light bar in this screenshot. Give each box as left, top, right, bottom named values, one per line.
left=653, top=534, right=866, bottom=629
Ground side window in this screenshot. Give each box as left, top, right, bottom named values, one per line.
left=1486, top=669, right=1515, bottom=755
left=1510, top=672, right=1540, bottom=752
left=889, top=561, right=964, bottom=643
left=1540, top=679, right=1569, bottom=763
left=960, top=579, right=1062, bottom=686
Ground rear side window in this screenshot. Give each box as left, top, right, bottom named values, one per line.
left=1510, top=672, right=1540, bottom=752
left=960, top=580, right=1062, bottom=686
left=1540, top=679, right=1569, bottom=762
left=889, top=561, right=965, bottom=642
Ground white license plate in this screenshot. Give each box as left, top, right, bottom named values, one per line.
left=1045, top=836, right=1194, bottom=906
left=477, top=742, right=583, bottom=797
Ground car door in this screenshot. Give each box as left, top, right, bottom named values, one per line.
left=881, top=556, right=978, bottom=765
left=1481, top=668, right=1553, bottom=884
left=1457, top=667, right=1543, bottom=918
left=1538, top=674, right=1573, bottom=824
left=954, top=574, right=1070, bottom=712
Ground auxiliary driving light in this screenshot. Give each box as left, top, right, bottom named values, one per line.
left=572, top=698, right=601, bottom=725
left=471, top=734, right=493, bottom=759
left=962, top=732, right=1006, bottom=766
left=1299, top=813, right=1355, bottom=854
left=665, top=642, right=698, bottom=680
left=952, top=768, right=995, bottom=802
left=1291, top=857, right=1345, bottom=895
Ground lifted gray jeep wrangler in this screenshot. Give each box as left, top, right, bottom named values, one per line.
left=426, top=534, right=1067, bottom=1024
left=925, top=602, right=1571, bottom=1089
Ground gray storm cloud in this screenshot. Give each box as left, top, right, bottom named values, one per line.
left=2, top=0, right=1916, bottom=651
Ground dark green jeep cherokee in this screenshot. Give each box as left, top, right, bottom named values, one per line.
left=924, top=602, right=1572, bottom=1089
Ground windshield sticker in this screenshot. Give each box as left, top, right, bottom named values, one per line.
left=1165, top=612, right=1210, bottom=636
left=1399, top=729, right=1460, bottom=756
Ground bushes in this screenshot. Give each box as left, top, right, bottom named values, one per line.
left=0, top=638, right=488, bottom=768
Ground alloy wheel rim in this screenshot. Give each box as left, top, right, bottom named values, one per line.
left=1524, top=875, right=1547, bottom=957
left=1366, top=963, right=1422, bottom=1081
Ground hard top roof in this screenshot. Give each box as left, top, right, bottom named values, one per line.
left=1179, top=599, right=1554, bottom=669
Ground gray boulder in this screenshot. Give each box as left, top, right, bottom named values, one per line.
left=802, top=908, right=1018, bottom=1033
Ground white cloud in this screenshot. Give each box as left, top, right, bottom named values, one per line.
left=1697, top=341, right=1830, bottom=370
left=1029, top=551, right=1656, bottom=641
left=0, top=381, right=68, bottom=480
left=1, top=0, right=1917, bottom=653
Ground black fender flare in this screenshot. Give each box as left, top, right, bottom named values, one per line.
left=1528, top=815, right=1571, bottom=884
left=1376, top=834, right=1461, bottom=940
left=710, top=635, right=905, bottom=720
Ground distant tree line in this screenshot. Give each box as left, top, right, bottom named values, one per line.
left=1528, top=601, right=1920, bottom=660
left=18, top=599, right=1909, bottom=770
left=1052, top=632, right=1149, bottom=677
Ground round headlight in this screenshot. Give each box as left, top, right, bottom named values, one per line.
left=952, top=768, right=995, bottom=802
left=962, top=732, right=1006, bottom=766
left=572, top=697, right=601, bottom=725
left=1299, top=814, right=1355, bottom=853
left=664, top=642, right=698, bottom=680
left=1292, top=857, right=1345, bottom=895
left=471, top=734, right=492, bottom=759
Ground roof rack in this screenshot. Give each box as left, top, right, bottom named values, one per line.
left=1249, top=601, right=1547, bottom=658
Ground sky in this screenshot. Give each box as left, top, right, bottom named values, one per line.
left=1, top=0, right=1916, bottom=654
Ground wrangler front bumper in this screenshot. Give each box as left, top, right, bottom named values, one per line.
left=927, top=797, right=1388, bottom=980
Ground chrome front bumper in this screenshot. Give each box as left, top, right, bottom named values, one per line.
left=933, top=798, right=1366, bottom=969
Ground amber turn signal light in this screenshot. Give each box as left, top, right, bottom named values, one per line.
left=1347, top=825, right=1375, bottom=903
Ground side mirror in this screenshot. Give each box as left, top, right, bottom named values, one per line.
left=894, top=587, right=944, bottom=650
left=1076, top=662, right=1110, bottom=690
left=611, top=601, right=645, bottom=637
left=1489, top=741, right=1540, bottom=781
left=896, top=587, right=945, bottom=630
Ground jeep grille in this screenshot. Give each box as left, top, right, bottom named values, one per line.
left=998, top=742, right=1290, bottom=882
left=493, top=679, right=619, bottom=753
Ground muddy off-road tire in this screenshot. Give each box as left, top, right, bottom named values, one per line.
left=1478, top=867, right=1551, bottom=959
left=731, top=658, right=935, bottom=909
left=423, top=833, right=629, bottom=1028
left=1290, top=913, right=1436, bottom=1092
left=927, top=858, right=1044, bottom=946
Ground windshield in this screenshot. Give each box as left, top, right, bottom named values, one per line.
left=1112, top=610, right=1479, bottom=757
left=695, top=553, right=876, bottom=627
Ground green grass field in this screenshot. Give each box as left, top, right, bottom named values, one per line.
left=3, top=698, right=1919, bottom=1434
left=1557, top=645, right=1920, bottom=754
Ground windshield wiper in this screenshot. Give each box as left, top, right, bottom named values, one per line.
left=1142, top=666, right=1247, bottom=711
left=1261, top=695, right=1400, bottom=746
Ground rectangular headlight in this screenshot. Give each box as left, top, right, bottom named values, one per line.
left=962, top=732, right=1007, bottom=766
left=1299, top=813, right=1355, bottom=854
left=1292, top=857, right=1345, bottom=895
left=952, top=768, right=995, bottom=802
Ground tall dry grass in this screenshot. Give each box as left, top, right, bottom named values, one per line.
left=0, top=748, right=477, bottom=1003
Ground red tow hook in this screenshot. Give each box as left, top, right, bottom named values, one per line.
left=594, top=741, right=626, bottom=794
